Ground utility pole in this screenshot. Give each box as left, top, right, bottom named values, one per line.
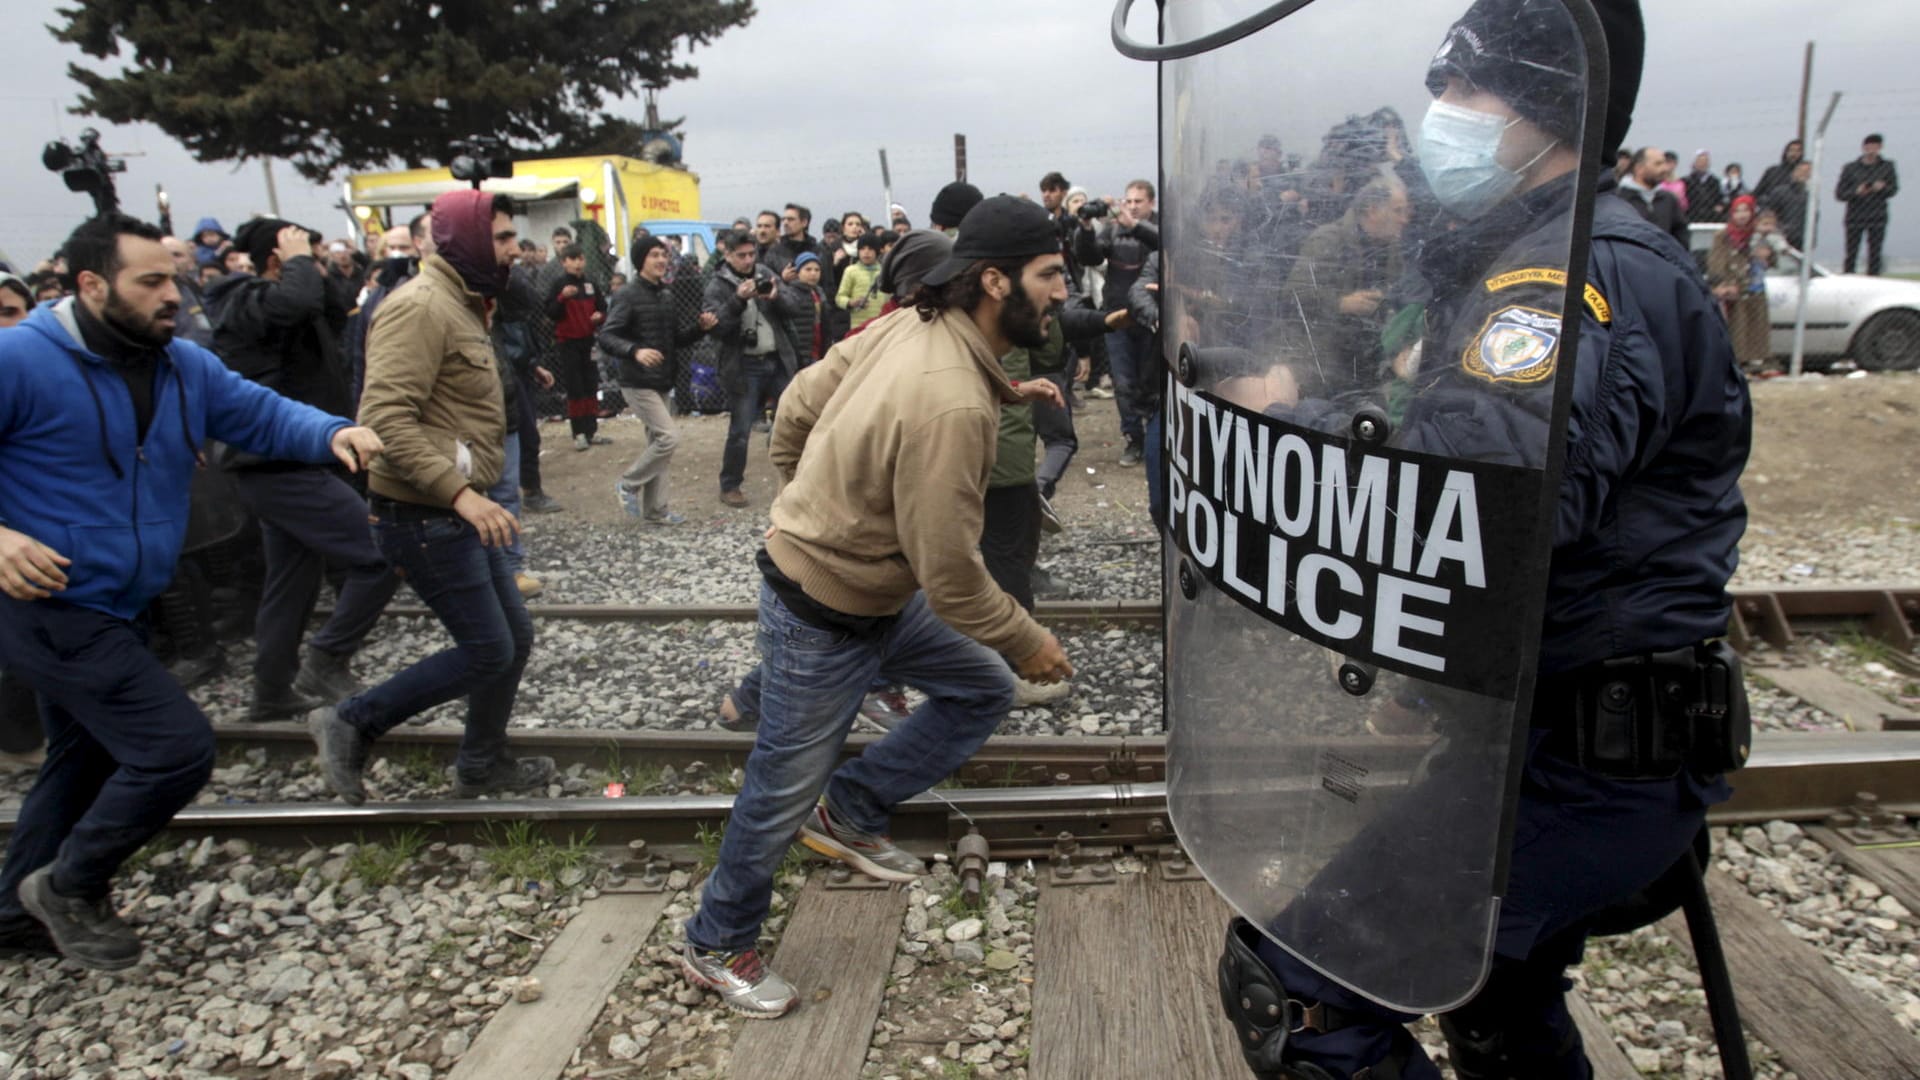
left=878, top=148, right=892, bottom=226
left=261, top=158, right=281, bottom=216
left=1797, top=42, right=1814, bottom=144
left=1791, top=91, right=1843, bottom=377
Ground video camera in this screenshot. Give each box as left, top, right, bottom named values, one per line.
left=447, top=137, right=515, bottom=189
left=42, top=128, right=127, bottom=216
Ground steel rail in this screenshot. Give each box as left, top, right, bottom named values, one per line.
left=344, top=585, right=1920, bottom=649
left=11, top=732, right=1914, bottom=857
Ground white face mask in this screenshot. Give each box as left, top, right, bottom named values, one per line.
left=1418, top=100, right=1554, bottom=220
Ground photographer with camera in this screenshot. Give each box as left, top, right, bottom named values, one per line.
left=704, top=229, right=805, bottom=509
left=1071, top=180, right=1159, bottom=467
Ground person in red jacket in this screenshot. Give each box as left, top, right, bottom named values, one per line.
left=544, top=244, right=608, bottom=450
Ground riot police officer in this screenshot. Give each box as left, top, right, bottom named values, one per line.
left=1171, top=1, right=1752, bottom=1077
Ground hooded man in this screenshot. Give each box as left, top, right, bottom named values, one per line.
left=0, top=213, right=381, bottom=969
left=309, top=190, right=556, bottom=805
left=677, top=196, right=1072, bottom=1018
left=205, top=217, right=401, bottom=721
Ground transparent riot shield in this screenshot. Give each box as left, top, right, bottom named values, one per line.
left=1125, top=0, right=1605, bottom=1012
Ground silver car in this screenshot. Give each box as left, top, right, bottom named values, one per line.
left=1689, top=223, right=1920, bottom=371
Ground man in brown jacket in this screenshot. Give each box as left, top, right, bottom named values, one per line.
left=679, top=196, right=1073, bottom=1018
left=307, top=190, right=555, bottom=805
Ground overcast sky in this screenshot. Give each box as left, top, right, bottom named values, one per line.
left=4, top=0, right=1915, bottom=271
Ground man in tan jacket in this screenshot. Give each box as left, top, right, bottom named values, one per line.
left=307, top=190, right=555, bottom=805
left=679, top=196, right=1073, bottom=1018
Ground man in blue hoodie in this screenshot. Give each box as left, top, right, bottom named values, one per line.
left=0, top=212, right=383, bottom=970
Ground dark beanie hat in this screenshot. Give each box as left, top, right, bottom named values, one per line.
left=878, top=230, right=954, bottom=298
left=929, top=182, right=984, bottom=229
left=234, top=216, right=304, bottom=270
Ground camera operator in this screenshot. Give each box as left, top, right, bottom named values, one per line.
left=704, top=229, right=804, bottom=509
left=1070, top=180, right=1159, bottom=467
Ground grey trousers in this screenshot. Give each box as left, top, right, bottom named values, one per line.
left=617, top=387, right=680, bottom=517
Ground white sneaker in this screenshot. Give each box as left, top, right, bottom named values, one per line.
left=1014, top=676, right=1071, bottom=706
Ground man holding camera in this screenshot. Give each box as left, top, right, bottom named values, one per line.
left=705, top=230, right=803, bottom=509
left=1071, top=181, right=1159, bottom=467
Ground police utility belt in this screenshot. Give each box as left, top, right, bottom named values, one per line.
left=1531, top=640, right=1751, bottom=780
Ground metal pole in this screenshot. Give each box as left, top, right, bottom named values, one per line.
left=878, top=148, right=893, bottom=226
left=1797, top=42, right=1814, bottom=144
left=260, top=158, right=281, bottom=216
left=1790, top=92, right=1841, bottom=377
left=954, top=134, right=968, bottom=182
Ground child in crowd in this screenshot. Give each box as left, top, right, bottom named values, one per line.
left=835, top=233, right=890, bottom=331
left=787, top=252, right=829, bottom=367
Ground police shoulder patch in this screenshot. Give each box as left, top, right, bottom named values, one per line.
left=1462, top=305, right=1559, bottom=385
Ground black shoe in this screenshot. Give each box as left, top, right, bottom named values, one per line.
left=293, top=651, right=362, bottom=703
left=17, top=867, right=141, bottom=971
left=167, top=648, right=226, bottom=690
left=1118, top=441, right=1144, bottom=468
left=522, top=491, right=563, bottom=514
left=453, top=756, right=557, bottom=799
left=249, top=683, right=325, bottom=723
left=307, top=706, right=371, bottom=805
left=0, top=912, right=59, bottom=959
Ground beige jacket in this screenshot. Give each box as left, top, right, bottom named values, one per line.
left=766, top=307, right=1049, bottom=662
left=358, top=255, right=506, bottom=506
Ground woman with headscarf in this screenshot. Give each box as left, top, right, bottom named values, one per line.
left=1708, top=194, right=1771, bottom=368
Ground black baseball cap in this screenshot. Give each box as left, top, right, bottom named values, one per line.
left=920, top=196, right=1060, bottom=288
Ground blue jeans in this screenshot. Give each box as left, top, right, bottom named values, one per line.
left=232, top=465, right=399, bottom=691
left=685, top=585, right=1014, bottom=952
left=339, top=507, right=534, bottom=780
left=0, top=599, right=216, bottom=915
left=1104, top=329, right=1145, bottom=442
left=489, top=432, right=526, bottom=573
left=719, top=368, right=788, bottom=494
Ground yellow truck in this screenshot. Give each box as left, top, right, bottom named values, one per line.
left=341, top=154, right=706, bottom=265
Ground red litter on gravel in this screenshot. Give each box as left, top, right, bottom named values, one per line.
left=604, top=782, right=626, bottom=798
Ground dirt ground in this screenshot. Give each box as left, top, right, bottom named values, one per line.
left=1740, top=372, right=1920, bottom=525
left=523, top=371, right=1919, bottom=537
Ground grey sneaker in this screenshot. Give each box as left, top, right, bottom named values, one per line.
left=799, top=799, right=923, bottom=883
left=677, top=941, right=796, bottom=1019
left=522, top=491, right=563, bottom=514
left=293, top=649, right=362, bottom=702
left=452, top=756, right=558, bottom=799
left=18, top=866, right=141, bottom=971
left=645, top=510, right=688, bottom=526
left=856, top=689, right=912, bottom=732
left=1118, top=441, right=1144, bottom=468
left=616, top=483, right=642, bottom=519
left=307, top=706, right=371, bottom=806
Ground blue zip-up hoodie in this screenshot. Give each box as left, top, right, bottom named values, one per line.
left=0, top=300, right=349, bottom=619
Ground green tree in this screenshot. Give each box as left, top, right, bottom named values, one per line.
left=52, top=0, right=755, bottom=182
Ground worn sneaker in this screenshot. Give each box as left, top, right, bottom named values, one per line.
left=17, top=867, right=141, bottom=971
left=645, top=510, right=688, bottom=526
left=293, top=649, right=362, bottom=702
left=522, top=491, right=563, bottom=514
left=452, top=755, right=558, bottom=799
left=307, top=706, right=371, bottom=806
left=573, top=434, right=591, bottom=452
left=799, top=799, right=923, bottom=883
left=1087, top=385, right=1114, bottom=399
left=1118, top=441, right=1144, bottom=468
left=514, top=573, right=545, bottom=599
left=677, top=941, right=797, bottom=1019
left=720, top=489, right=749, bottom=509
left=591, top=434, right=614, bottom=445
left=856, top=689, right=913, bottom=732
left=1037, top=492, right=1063, bottom=534
left=247, top=683, right=324, bottom=724
left=0, top=912, right=59, bottom=959
left=616, top=483, right=642, bottom=519
left=1014, top=676, right=1072, bottom=707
